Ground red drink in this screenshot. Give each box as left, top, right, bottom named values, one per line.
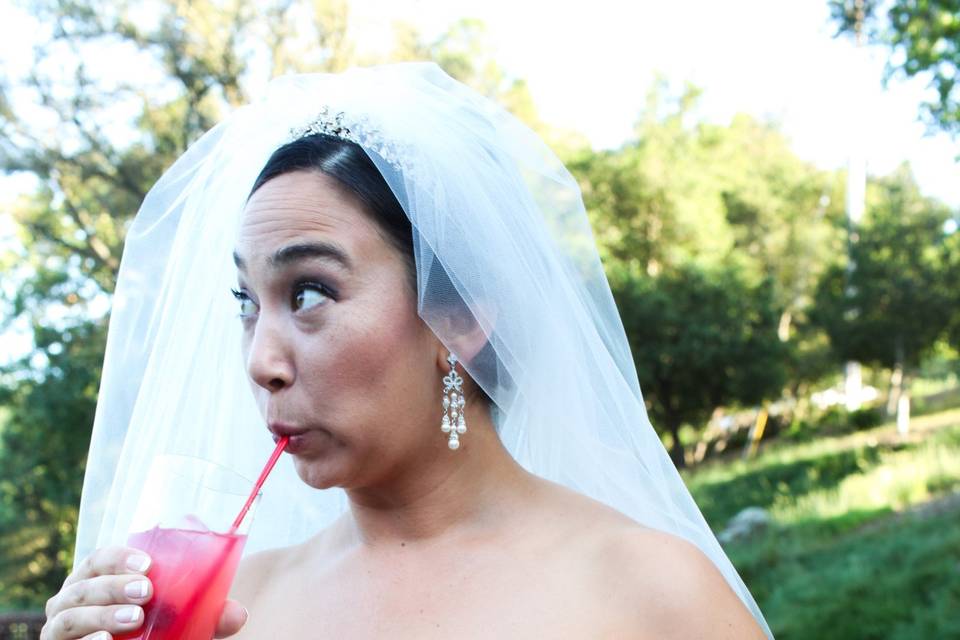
left=116, top=446, right=284, bottom=639
left=118, top=525, right=247, bottom=640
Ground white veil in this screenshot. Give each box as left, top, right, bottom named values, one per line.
left=74, top=62, right=771, bottom=637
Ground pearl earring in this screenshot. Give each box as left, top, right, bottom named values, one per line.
left=441, top=353, right=467, bottom=450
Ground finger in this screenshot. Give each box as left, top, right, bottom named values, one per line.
left=44, top=604, right=144, bottom=640
left=214, top=599, right=249, bottom=638
left=53, top=574, right=152, bottom=613
left=65, top=547, right=152, bottom=587
left=80, top=633, right=113, bottom=640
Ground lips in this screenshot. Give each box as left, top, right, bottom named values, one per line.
left=268, top=422, right=308, bottom=439
left=267, top=422, right=317, bottom=454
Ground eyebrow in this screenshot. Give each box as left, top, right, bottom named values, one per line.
left=233, top=241, right=352, bottom=272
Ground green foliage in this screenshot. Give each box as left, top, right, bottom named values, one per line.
left=568, top=85, right=845, bottom=466
left=0, top=1, right=265, bottom=603
left=735, top=507, right=960, bottom=639
left=0, top=320, right=105, bottom=607
left=688, top=411, right=960, bottom=638
left=812, top=166, right=955, bottom=375
left=848, top=406, right=883, bottom=430
left=830, top=0, right=960, bottom=136
left=914, top=374, right=960, bottom=415
left=615, top=85, right=733, bottom=270
left=944, top=231, right=960, bottom=350
left=688, top=409, right=960, bottom=527
left=692, top=442, right=886, bottom=526
left=783, top=405, right=883, bottom=443
left=613, top=263, right=787, bottom=466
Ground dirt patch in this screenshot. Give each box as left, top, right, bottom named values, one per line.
left=908, top=490, right=960, bottom=519
left=856, top=490, right=960, bottom=535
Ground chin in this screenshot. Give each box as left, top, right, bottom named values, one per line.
left=292, top=457, right=346, bottom=490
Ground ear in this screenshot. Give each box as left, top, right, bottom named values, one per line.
left=434, top=325, right=487, bottom=372
left=432, top=304, right=496, bottom=373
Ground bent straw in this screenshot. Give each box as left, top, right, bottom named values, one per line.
left=230, top=436, right=288, bottom=533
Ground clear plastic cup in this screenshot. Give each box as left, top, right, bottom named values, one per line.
left=117, top=454, right=260, bottom=640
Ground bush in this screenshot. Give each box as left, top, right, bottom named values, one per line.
left=784, top=417, right=817, bottom=442
left=817, top=406, right=848, bottom=432
left=848, top=407, right=883, bottom=431
left=779, top=405, right=882, bottom=444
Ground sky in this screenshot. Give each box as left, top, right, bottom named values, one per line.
left=1, top=0, right=958, bottom=361
left=347, top=0, right=958, bottom=206
left=0, top=0, right=957, bottom=203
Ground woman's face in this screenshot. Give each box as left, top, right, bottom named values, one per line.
left=233, top=170, right=441, bottom=489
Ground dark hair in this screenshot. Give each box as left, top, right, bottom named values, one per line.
left=250, top=134, right=416, bottom=290
left=249, top=134, right=499, bottom=405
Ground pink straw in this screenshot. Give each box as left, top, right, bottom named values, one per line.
left=230, top=436, right=288, bottom=532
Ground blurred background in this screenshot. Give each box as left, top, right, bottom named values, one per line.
left=0, top=1, right=958, bottom=638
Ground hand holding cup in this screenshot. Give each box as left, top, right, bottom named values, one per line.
left=41, top=545, right=248, bottom=639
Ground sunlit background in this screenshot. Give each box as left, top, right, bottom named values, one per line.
left=1, top=1, right=958, bottom=638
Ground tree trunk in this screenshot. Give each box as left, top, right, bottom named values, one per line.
left=668, top=419, right=685, bottom=469
left=892, top=339, right=910, bottom=435
left=886, top=364, right=903, bottom=417
left=897, top=373, right=912, bottom=437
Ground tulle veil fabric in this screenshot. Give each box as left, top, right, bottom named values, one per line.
left=74, top=62, right=772, bottom=637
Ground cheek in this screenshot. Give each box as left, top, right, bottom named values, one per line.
left=302, top=292, right=434, bottom=433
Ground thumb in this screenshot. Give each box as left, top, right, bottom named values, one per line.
left=214, top=599, right=249, bottom=638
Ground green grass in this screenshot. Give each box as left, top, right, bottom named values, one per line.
left=684, top=409, right=960, bottom=639
left=731, top=506, right=960, bottom=639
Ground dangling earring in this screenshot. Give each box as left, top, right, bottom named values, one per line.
left=441, top=353, right=467, bottom=450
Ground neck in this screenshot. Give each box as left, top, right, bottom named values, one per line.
left=343, top=406, right=531, bottom=546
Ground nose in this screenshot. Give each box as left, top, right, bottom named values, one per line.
left=245, top=314, right=295, bottom=393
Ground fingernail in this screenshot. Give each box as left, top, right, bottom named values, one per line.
left=124, top=580, right=149, bottom=599
left=115, top=606, right=142, bottom=624
left=242, top=606, right=250, bottom=622
left=126, top=553, right=151, bottom=572
left=92, top=633, right=111, bottom=640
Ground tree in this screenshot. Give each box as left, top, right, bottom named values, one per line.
left=830, top=0, right=960, bottom=137
left=571, top=85, right=845, bottom=328
left=613, top=264, right=787, bottom=467
left=811, top=165, right=954, bottom=432
left=944, top=227, right=960, bottom=349
left=0, top=323, right=104, bottom=607
left=0, top=0, right=274, bottom=605
left=569, top=85, right=842, bottom=461
left=570, top=81, right=736, bottom=278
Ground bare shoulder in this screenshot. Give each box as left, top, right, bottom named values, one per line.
left=591, top=523, right=767, bottom=639
left=533, top=480, right=767, bottom=639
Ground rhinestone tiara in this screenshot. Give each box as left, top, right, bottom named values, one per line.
left=288, top=106, right=406, bottom=173
left=289, top=106, right=360, bottom=145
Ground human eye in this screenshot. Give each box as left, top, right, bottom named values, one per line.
left=230, top=288, right=258, bottom=318
left=293, top=281, right=334, bottom=312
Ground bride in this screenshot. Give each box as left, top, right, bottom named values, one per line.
left=42, top=63, right=771, bottom=638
